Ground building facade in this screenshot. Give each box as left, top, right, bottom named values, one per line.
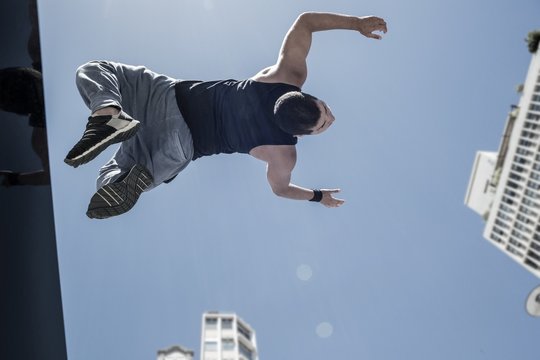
left=200, top=312, right=258, bottom=360
left=466, top=38, right=540, bottom=278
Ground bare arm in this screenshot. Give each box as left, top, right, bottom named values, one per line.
left=252, top=12, right=388, bottom=87
left=250, top=145, right=345, bottom=208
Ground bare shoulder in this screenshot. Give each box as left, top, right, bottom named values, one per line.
left=251, top=66, right=275, bottom=80
left=250, top=144, right=297, bottom=168
left=250, top=65, right=303, bottom=88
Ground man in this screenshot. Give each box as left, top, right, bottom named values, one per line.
left=65, top=12, right=387, bottom=219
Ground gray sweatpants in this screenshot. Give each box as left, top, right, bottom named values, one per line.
left=75, top=61, right=194, bottom=190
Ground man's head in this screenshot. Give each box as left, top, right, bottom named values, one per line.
left=274, top=91, right=335, bottom=136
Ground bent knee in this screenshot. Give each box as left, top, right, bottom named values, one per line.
left=75, top=60, right=114, bottom=80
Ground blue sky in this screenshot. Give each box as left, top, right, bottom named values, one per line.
left=36, top=0, right=540, bottom=359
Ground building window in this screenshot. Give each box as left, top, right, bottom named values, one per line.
left=506, top=245, right=524, bottom=258
left=495, top=219, right=510, bottom=229
left=205, top=318, right=218, bottom=329
left=500, top=203, right=515, bottom=214
left=508, top=180, right=522, bottom=189
left=525, top=189, right=540, bottom=200
left=524, top=121, right=540, bottom=130
left=509, top=237, right=527, bottom=250
left=525, top=258, right=539, bottom=269
left=517, top=147, right=534, bottom=156
left=490, top=233, right=504, bottom=244
left=515, top=222, right=532, bottom=234
left=522, top=197, right=540, bottom=209
left=517, top=213, right=534, bottom=224
left=528, top=250, right=540, bottom=262
left=511, top=229, right=528, bottom=241
left=205, top=341, right=218, bottom=351
left=493, top=226, right=507, bottom=237
left=497, top=211, right=513, bottom=221
left=511, top=165, right=527, bottom=174
left=532, top=94, right=540, bottom=103
left=222, top=318, right=233, bottom=329
left=222, top=339, right=235, bottom=350
left=502, top=196, right=515, bottom=206
left=527, top=180, right=540, bottom=190
left=530, top=103, right=540, bottom=112
left=504, top=188, right=518, bottom=198
left=515, top=155, right=531, bottom=165
left=527, top=112, right=540, bottom=121
left=521, top=130, right=540, bottom=139
left=518, top=139, right=535, bottom=148
left=512, top=164, right=527, bottom=174
left=530, top=172, right=540, bottom=181
left=520, top=205, right=538, bottom=217
left=237, top=323, right=251, bottom=340
left=507, top=180, right=522, bottom=190
left=239, top=343, right=253, bottom=360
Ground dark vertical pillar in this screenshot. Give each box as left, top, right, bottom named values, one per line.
left=0, top=0, right=68, bottom=359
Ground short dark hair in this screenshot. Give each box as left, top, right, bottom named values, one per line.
left=274, top=91, right=321, bottom=135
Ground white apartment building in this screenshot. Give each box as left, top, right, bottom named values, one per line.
left=466, top=35, right=540, bottom=278
left=200, top=312, right=258, bottom=360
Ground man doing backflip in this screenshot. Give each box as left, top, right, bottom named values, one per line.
left=64, top=12, right=387, bottom=219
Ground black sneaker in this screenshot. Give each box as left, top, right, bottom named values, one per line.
left=86, top=164, right=153, bottom=219
left=64, top=111, right=140, bottom=168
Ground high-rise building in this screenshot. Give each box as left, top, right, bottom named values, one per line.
left=465, top=33, right=540, bottom=278
left=157, top=345, right=194, bottom=360
left=200, top=312, right=258, bottom=360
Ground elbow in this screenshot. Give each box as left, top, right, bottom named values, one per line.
left=298, top=11, right=316, bottom=19
left=271, top=186, right=288, bottom=198
left=296, top=12, right=315, bottom=30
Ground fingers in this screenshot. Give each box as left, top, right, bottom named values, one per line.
left=319, top=190, right=345, bottom=208
left=367, top=33, right=382, bottom=40
left=321, top=188, right=341, bottom=193
left=375, top=17, right=388, bottom=33
left=359, top=16, right=388, bottom=39
left=370, top=16, right=388, bottom=31
left=323, top=198, right=345, bottom=208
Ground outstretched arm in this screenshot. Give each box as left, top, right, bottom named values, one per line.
left=252, top=12, right=387, bottom=87
left=251, top=145, right=345, bottom=208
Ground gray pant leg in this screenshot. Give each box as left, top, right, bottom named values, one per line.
left=75, top=60, right=194, bottom=191
left=76, top=61, right=123, bottom=112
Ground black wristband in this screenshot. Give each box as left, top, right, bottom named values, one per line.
left=310, top=189, right=323, bottom=202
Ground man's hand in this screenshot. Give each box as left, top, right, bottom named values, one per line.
left=355, top=16, right=388, bottom=40
left=320, top=189, right=345, bottom=208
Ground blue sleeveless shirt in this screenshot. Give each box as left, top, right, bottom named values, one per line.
left=174, top=79, right=299, bottom=160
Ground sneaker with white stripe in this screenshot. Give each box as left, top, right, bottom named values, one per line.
left=86, top=164, right=153, bottom=219
left=64, top=111, right=140, bottom=168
